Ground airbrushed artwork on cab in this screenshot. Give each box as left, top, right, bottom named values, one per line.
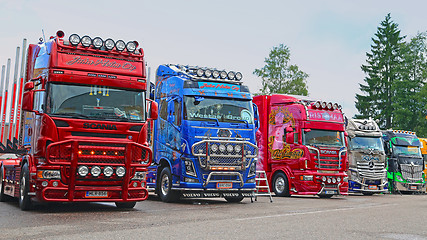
left=268, top=106, right=303, bottom=160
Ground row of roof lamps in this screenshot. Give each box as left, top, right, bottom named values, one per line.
left=61, top=32, right=139, bottom=53
left=392, top=130, right=416, bottom=135
left=310, top=101, right=342, bottom=110
left=358, top=125, right=376, bottom=130
left=175, top=65, right=242, bottom=81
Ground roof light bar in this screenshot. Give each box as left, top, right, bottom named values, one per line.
left=312, top=101, right=342, bottom=110
left=65, top=32, right=138, bottom=52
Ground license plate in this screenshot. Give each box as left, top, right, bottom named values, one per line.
left=217, top=182, right=232, bottom=189
left=368, top=185, right=377, bottom=190
left=325, top=190, right=336, bottom=195
left=410, top=185, right=417, bottom=190
left=85, top=191, right=108, bottom=198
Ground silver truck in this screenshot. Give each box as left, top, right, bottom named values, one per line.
left=346, top=118, right=387, bottom=195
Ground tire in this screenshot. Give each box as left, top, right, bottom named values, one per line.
left=19, top=163, right=32, bottom=211
left=158, top=167, right=180, bottom=202
left=272, top=172, right=290, bottom=197
left=115, top=201, right=137, bottom=209
left=224, top=196, right=244, bottom=203
left=0, top=166, right=9, bottom=202
left=318, top=194, right=333, bottom=198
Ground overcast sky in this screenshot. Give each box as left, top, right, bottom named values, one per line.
left=0, top=0, right=426, bottom=118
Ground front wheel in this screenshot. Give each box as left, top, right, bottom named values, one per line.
left=19, top=163, right=32, bottom=211
left=115, top=201, right=136, bottom=209
left=224, top=196, right=244, bottom=203
left=272, top=172, right=290, bottom=197
left=158, top=167, right=180, bottom=202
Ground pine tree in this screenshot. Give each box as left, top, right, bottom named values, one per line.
left=356, top=13, right=405, bottom=129
left=254, top=44, right=309, bottom=96
left=394, top=32, right=427, bottom=132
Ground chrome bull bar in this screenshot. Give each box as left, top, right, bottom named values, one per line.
left=191, top=139, right=258, bottom=170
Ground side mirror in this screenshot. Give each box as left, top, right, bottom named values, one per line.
left=24, top=81, right=34, bottom=91
left=285, top=127, right=294, bottom=144
left=252, top=103, right=259, bottom=129
left=22, top=91, right=34, bottom=111
left=150, top=101, right=158, bottom=120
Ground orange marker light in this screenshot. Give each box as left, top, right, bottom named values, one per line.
left=91, top=151, right=95, bottom=155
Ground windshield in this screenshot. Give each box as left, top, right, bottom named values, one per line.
left=183, top=96, right=254, bottom=124
left=303, top=129, right=345, bottom=147
left=348, top=136, right=383, bottom=151
left=392, top=145, right=422, bottom=157
left=46, top=83, right=146, bottom=122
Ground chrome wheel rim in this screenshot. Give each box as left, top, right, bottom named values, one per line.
left=161, top=174, right=169, bottom=196
left=275, top=177, right=285, bottom=193
left=20, top=175, right=25, bottom=201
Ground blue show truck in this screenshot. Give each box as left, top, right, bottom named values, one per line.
left=147, top=64, right=258, bottom=202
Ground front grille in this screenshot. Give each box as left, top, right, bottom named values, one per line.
left=192, top=140, right=258, bottom=170
left=357, top=162, right=386, bottom=179
left=400, top=164, right=423, bottom=181
left=315, top=156, right=341, bottom=170
left=72, top=131, right=127, bottom=139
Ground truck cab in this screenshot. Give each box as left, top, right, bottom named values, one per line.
left=147, top=64, right=258, bottom=202
left=346, top=118, right=387, bottom=194
left=254, top=95, right=348, bottom=198
left=383, top=130, right=425, bottom=193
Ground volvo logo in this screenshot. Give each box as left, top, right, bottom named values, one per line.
left=217, top=129, right=232, bottom=138
left=83, top=123, right=117, bottom=130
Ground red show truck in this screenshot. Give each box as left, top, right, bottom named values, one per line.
left=0, top=31, right=157, bottom=210
left=253, top=95, right=348, bottom=198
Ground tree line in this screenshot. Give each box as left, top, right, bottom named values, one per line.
left=254, top=13, right=426, bottom=137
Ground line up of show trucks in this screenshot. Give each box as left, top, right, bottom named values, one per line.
left=0, top=31, right=425, bottom=211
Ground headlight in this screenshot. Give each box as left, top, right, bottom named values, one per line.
left=235, top=72, right=242, bottom=80
left=337, top=177, right=341, bottom=182
left=105, top=38, right=115, bottom=50
left=227, top=144, right=234, bottom=153
left=220, top=71, right=227, bottom=79
left=196, top=69, right=204, bottom=77
left=92, top=37, right=103, bottom=49
left=212, top=70, right=220, bottom=78
left=184, top=160, right=197, bottom=177
left=235, top=145, right=242, bottom=153
left=116, top=166, right=126, bottom=177
left=211, top=144, right=218, bottom=152
left=332, top=178, right=337, bottom=183
left=91, top=166, right=101, bottom=177
left=248, top=161, right=256, bottom=177
left=327, top=178, right=332, bottom=183
left=69, top=34, right=80, bottom=46
left=322, top=176, right=327, bottom=182
left=115, top=40, right=126, bottom=51
left=219, top=144, right=226, bottom=152
left=81, top=36, right=92, bottom=47
left=77, top=166, right=89, bottom=177
left=204, top=69, right=212, bottom=78
left=103, top=166, right=114, bottom=177
left=126, top=41, right=137, bottom=52
left=132, top=171, right=146, bottom=181
left=40, top=170, right=61, bottom=179
left=227, top=71, right=235, bottom=80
